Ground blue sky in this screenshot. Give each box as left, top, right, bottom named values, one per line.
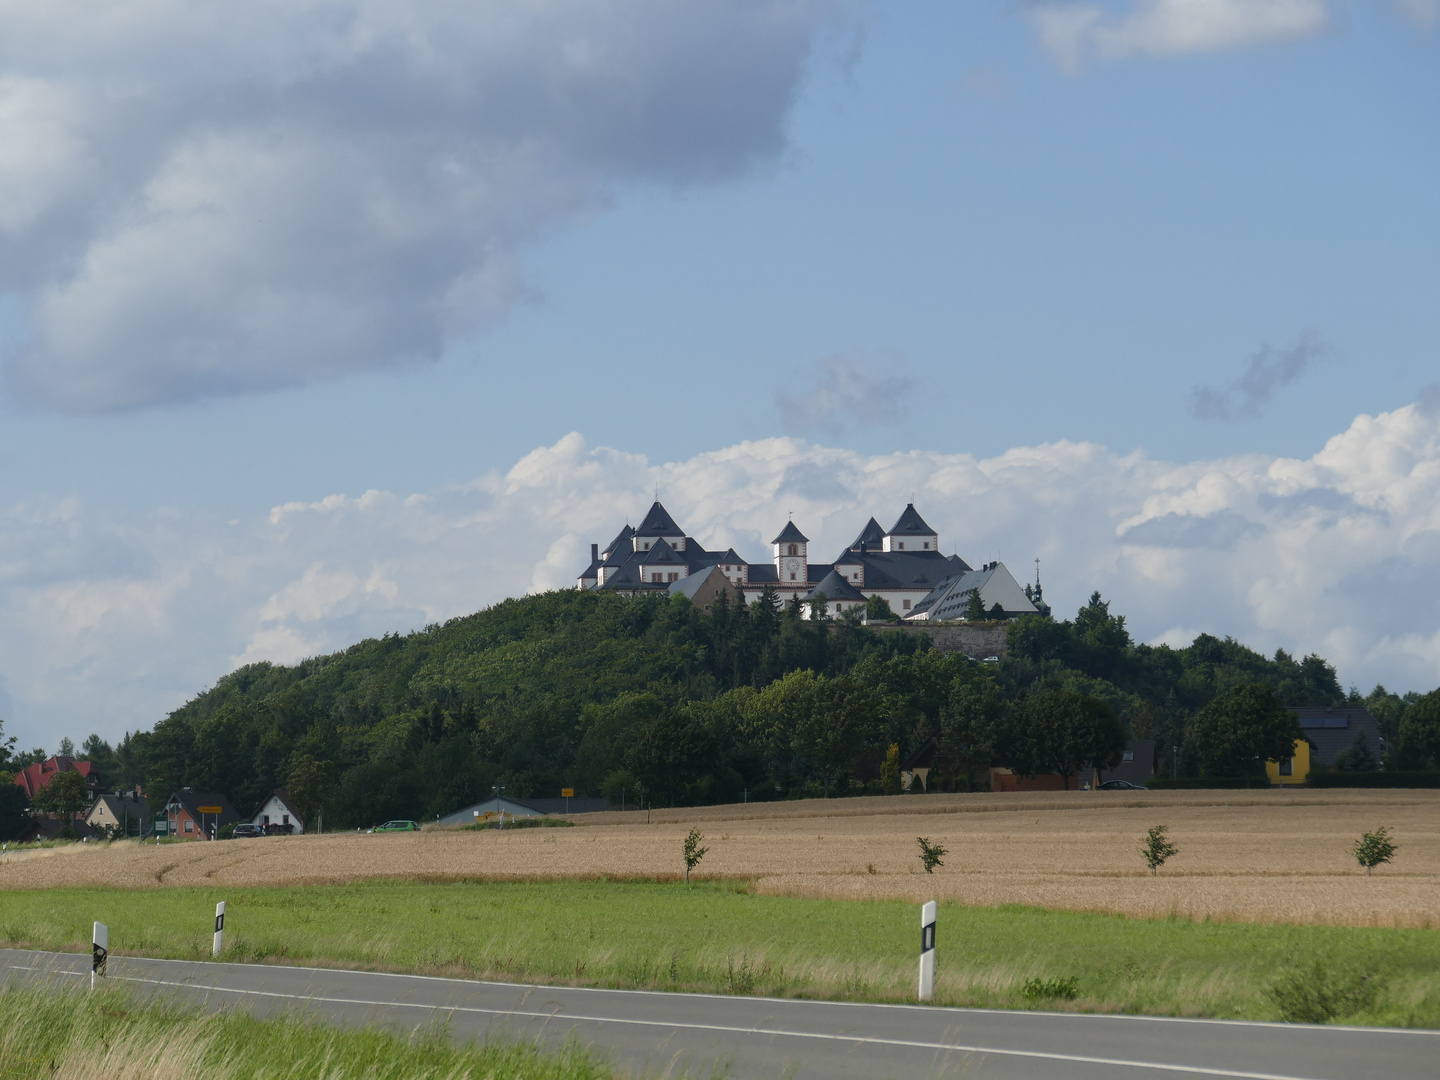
left=0, top=1, right=1438, bottom=748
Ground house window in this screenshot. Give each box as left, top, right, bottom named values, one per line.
left=1122, top=751, right=1134, bottom=762
left=184, top=820, right=194, bottom=833
left=282, top=815, right=290, bottom=825
left=902, top=599, right=911, bottom=610
left=262, top=814, right=270, bottom=825
left=1278, top=758, right=1293, bottom=776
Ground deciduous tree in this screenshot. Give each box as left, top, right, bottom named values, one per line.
left=1188, top=684, right=1302, bottom=778
left=1006, top=689, right=1125, bottom=789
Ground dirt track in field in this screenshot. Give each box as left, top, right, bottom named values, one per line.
left=4, top=790, right=1437, bottom=927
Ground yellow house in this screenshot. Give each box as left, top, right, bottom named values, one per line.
left=1265, top=739, right=1313, bottom=785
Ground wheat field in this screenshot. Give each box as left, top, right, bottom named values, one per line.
left=4, top=789, right=1436, bottom=927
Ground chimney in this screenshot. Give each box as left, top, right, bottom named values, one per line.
left=591, top=543, right=599, bottom=563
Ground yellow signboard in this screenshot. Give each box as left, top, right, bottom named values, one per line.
left=197, top=806, right=223, bottom=814
left=561, top=788, right=574, bottom=798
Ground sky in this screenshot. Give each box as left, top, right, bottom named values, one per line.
left=0, top=0, right=1437, bottom=751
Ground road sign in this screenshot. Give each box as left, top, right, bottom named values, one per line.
left=198, top=805, right=223, bottom=814
left=561, top=788, right=574, bottom=798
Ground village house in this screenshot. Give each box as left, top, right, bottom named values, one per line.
left=251, top=790, right=305, bottom=834
left=163, top=790, right=239, bottom=840
left=12, top=755, right=103, bottom=801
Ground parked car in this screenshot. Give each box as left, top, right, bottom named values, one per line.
left=231, top=823, right=264, bottom=838
left=1098, top=780, right=1148, bottom=791
left=369, top=819, right=421, bottom=833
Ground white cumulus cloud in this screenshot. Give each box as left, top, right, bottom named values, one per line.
left=1028, top=0, right=1332, bottom=70
left=0, top=0, right=851, bottom=412
left=3, top=402, right=1440, bottom=749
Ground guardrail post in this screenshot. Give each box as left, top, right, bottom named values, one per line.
left=213, top=901, right=226, bottom=956
left=918, top=900, right=936, bottom=1001
left=91, top=922, right=108, bottom=991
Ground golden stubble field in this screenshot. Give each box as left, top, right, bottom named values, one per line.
left=3, top=790, right=1436, bottom=927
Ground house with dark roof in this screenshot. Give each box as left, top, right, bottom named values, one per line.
left=163, top=790, right=239, bottom=840
left=251, top=789, right=306, bottom=834
left=1266, top=706, right=1385, bottom=785
left=579, top=501, right=1039, bottom=620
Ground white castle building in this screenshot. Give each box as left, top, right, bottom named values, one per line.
left=578, top=501, right=1040, bottom=620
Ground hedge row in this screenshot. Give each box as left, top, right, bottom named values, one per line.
left=1305, top=772, right=1440, bottom=788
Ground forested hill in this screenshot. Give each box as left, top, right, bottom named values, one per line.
left=82, top=588, right=1422, bottom=828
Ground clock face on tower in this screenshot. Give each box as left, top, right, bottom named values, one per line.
left=782, top=557, right=804, bottom=582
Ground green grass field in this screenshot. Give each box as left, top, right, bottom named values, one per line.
left=2, top=880, right=1437, bottom=1027
left=0, top=985, right=612, bottom=1080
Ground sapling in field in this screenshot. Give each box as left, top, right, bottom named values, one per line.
left=683, top=828, right=708, bottom=883
left=1353, top=827, right=1396, bottom=875
left=1141, top=825, right=1178, bottom=876
left=916, top=836, right=946, bottom=874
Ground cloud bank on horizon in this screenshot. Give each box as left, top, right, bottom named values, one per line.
left=3, top=397, right=1440, bottom=747
left=0, top=0, right=849, bottom=412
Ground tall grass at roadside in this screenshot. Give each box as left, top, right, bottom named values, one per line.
left=1, top=880, right=1438, bottom=1027
left=0, top=984, right=612, bottom=1080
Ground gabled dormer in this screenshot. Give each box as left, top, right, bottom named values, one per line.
left=884, top=504, right=938, bottom=553
left=633, top=501, right=686, bottom=553
left=638, top=538, right=687, bottom=585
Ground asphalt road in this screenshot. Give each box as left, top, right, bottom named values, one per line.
left=2, top=948, right=1434, bottom=1079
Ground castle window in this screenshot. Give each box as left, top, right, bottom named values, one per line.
left=923, top=542, right=929, bottom=549
left=790, top=572, right=796, bottom=581
left=788, top=544, right=798, bottom=556
left=902, top=599, right=911, bottom=609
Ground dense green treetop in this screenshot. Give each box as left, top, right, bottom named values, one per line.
left=51, top=585, right=1432, bottom=828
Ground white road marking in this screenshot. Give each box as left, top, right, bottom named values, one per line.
left=34, top=964, right=1334, bottom=1080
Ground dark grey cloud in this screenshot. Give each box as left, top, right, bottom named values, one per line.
left=1188, top=332, right=1323, bottom=421
left=777, top=354, right=915, bottom=433
left=0, top=1, right=854, bottom=412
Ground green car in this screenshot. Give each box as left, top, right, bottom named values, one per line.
left=369, top=819, right=421, bottom=833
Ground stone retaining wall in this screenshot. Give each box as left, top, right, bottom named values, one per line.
left=873, top=621, right=1008, bottom=658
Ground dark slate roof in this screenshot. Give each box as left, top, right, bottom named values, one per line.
left=1288, top=706, right=1384, bottom=767
left=597, top=562, right=649, bottom=589
left=638, top=538, right=686, bottom=565
left=771, top=520, right=809, bottom=545
left=845, top=517, right=886, bottom=553
left=636, top=501, right=684, bottom=537
left=165, top=790, right=240, bottom=826
left=601, top=524, right=635, bottom=556
left=714, top=548, right=746, bottom=565
left=852, top=549, right=956, bottom=590
left=746, top=565, right=780, bottom=584
left=805, top=569, right=866, bottom=603
left=888, top=503, right=936, bottom=537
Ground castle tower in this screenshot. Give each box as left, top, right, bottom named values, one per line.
left=772, top=520, right=809, bottom=586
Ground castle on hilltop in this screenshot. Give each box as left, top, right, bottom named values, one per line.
left=577, top=501, right=1041, bottom=621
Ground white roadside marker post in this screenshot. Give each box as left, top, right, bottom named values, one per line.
left=918, top=900, right=937, bottom=1001
left=213, top=901, right=226, bottom=957
left=91, top=922, right=108, bottom=991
